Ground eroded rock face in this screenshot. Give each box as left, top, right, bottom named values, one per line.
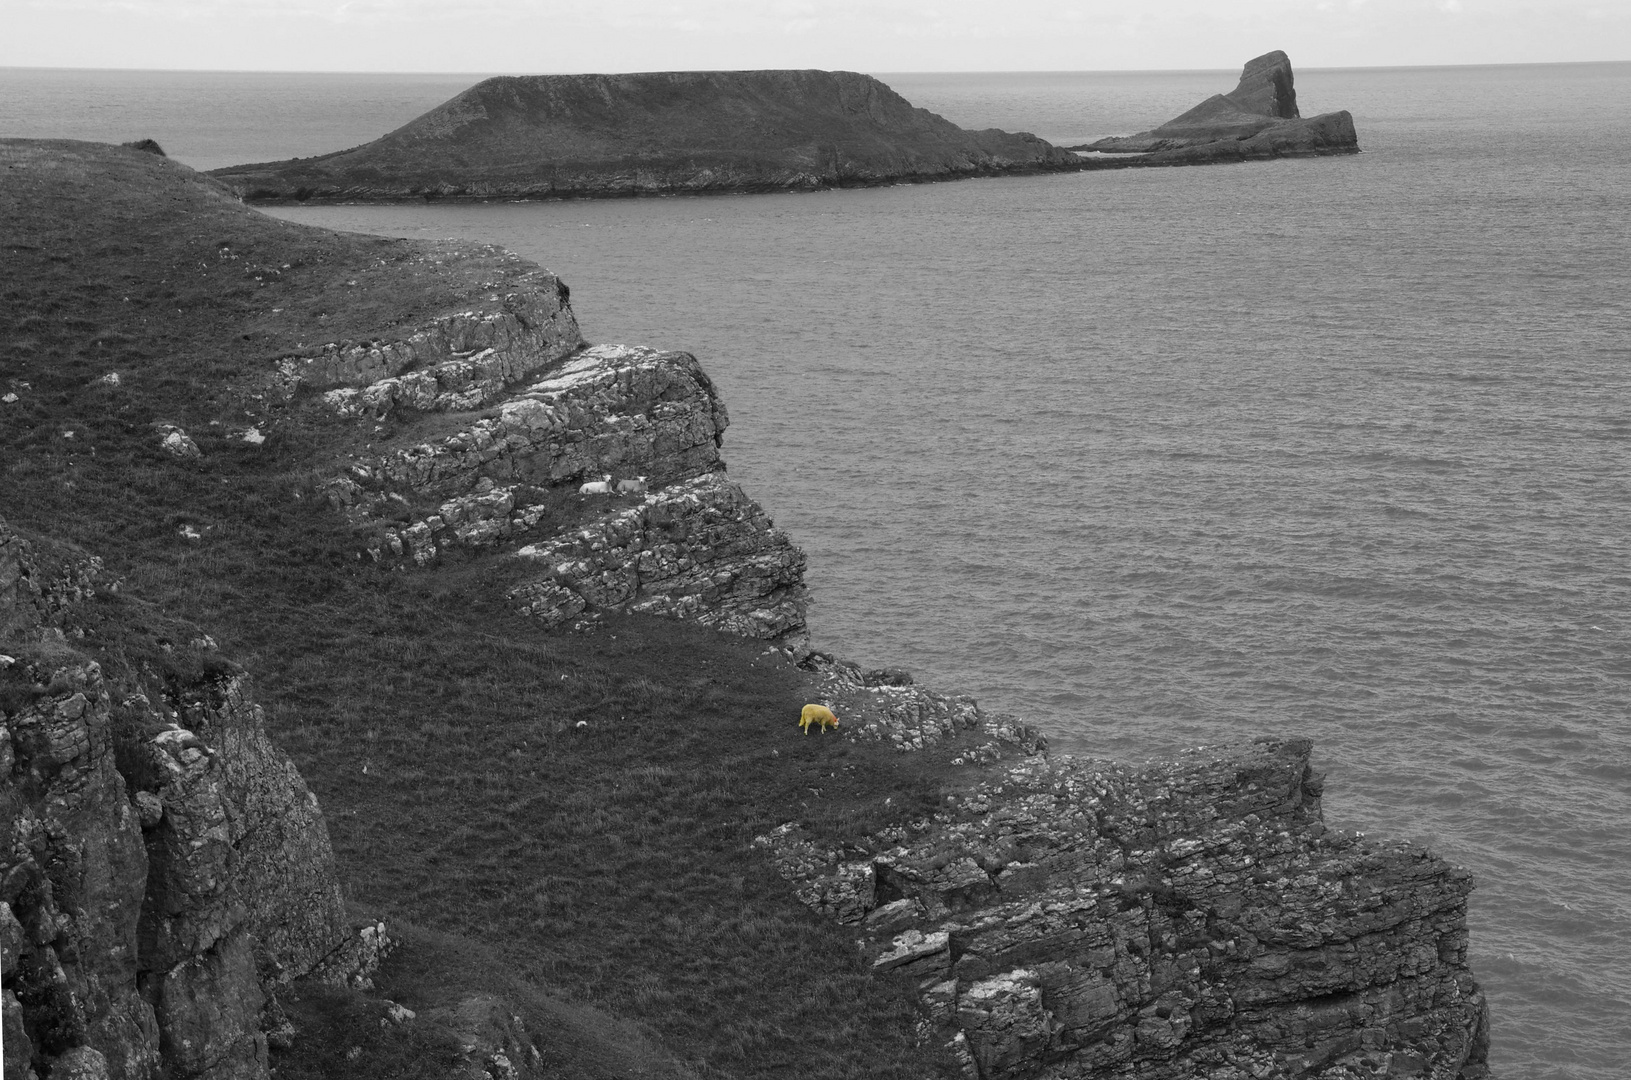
left=758, top=727, right=1489, bottom=1080
left=311, top=297, right=809, bottom=642
left=1, top=519, right=351, bottom=1080
left=364, top=344, right=727, bottom=497
left=509, top=473, right=807, bottom=639
left=3, top=660, right=156, bottom=1080
left=1082, top=51, right=1358, bottom=162
left=288, top=265, right=579, bottom=419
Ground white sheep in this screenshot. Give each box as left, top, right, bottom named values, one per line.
left=578, top=474, right=613, bottom=495
left=615, top=475, right=648, bottom=495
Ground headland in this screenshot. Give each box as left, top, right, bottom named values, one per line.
left=208, top=69, right=1080, bottom=203
left=1, top=139, right=1477, bottom=1080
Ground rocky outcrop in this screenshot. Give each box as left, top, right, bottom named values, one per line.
left=1078, top=51, right=1358, bottom=163
left=508, top=473, right=806, bottom=639
left=312, top=307, right=809, bottom=641
left=278, top=263, right=579, bottom=419
left=1, top=520, right=355, bottom=1080
left=209, top=69, right=1082, bottom=202
left=804, top=654, right=1046, bottom=759
left=757, top=714, right=1489, bottom=1080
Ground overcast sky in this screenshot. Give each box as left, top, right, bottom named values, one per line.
left=4, top=0, right=1628, bottom=73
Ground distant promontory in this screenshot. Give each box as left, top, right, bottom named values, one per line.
left=1074, top=50, right=1358, bottom=163
left=210, top=69, right=1081, bottom=202
left=209, top=56, right=1358, bottom=203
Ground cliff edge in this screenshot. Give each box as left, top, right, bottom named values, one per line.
left=763, top=660, right=1490, bottom=1079
left=209, top=69, right=1080, bottom=202
left=1078, top=51, right=1359, bottom=163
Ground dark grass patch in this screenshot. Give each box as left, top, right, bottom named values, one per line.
left=269, top=982, right=468, bottom=1080
left=2, top=141, right=966, bottom=1080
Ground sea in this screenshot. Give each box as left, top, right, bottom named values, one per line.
left=4, top=61, right=1628, bottom=1079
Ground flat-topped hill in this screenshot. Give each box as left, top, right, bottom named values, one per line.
left=1078, top=50, right=1358, bottom=163
left=211, top=69, right=1080, bottom=201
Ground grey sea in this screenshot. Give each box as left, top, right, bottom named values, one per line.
left=4, top=60, right=1629, bottom=1079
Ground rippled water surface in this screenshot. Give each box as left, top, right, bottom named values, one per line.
left=7, top=61, right=1630, bottom=1078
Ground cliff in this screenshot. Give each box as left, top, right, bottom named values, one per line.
left=1078, top=51, right=1359, bottom=163
left=762, top=660, right=1489, bottom=1078
left=208, top=69, right=1081, bottom=202
left=2, top=520, right=374, bottom=1080
left=2, top=140, right=1479, bottom=1080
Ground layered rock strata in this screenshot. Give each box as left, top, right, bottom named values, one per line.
left=210, top=69, right=1082, bottom=202
left=277, top=261, right=579, bottom=419
left=508, top=474, right=806, bottom=639
left=758, top=722, right=1488, bottom=1080
left=313, top=315, right=808, bottom=640
left=1, top=520, right=357, bottom=1080
left=1079, top=51, right=1358, bottom=163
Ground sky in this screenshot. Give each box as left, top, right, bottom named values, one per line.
left=3, top=0, right=1628, bottom=73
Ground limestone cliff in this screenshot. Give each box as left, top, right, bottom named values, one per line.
left=1078, top=52, right=1359, bottom=163
left=764, top=660, right=1490, bottom=1080
left=210, top=69, right=1081, bottom=203
left=1, top=521, right=362, bottom=1080
left=304, top=281, right=809, bottom=642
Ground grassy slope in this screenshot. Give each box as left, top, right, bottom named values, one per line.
left=0, top=139, right=995, bottom=1078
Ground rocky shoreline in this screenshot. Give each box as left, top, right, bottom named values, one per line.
left=758, top=669, right=1489, bottom=1079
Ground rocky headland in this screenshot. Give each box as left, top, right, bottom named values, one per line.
left=2, top=140, right=1478, bottom=1080
left=208, top=69, right=1080, bottom=202
left=1075, top=51, right=1359, bottom=164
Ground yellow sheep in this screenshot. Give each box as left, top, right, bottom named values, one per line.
left=799, top=703, right=840, bottom=735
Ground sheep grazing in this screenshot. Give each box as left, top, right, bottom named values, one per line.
left=616, top=475, right=648, bottom=495
left=578, top=474, right=613, bottom=495
left=799, top=704, right=840, bottom=735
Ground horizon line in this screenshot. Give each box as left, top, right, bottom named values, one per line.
left=3, top=57, right=1628, bottom=79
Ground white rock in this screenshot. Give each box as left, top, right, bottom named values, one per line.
left=159, top=427, right=201, bottom=459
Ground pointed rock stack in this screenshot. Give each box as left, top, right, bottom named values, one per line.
left=1080, top=51, right=1359, bottom=163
